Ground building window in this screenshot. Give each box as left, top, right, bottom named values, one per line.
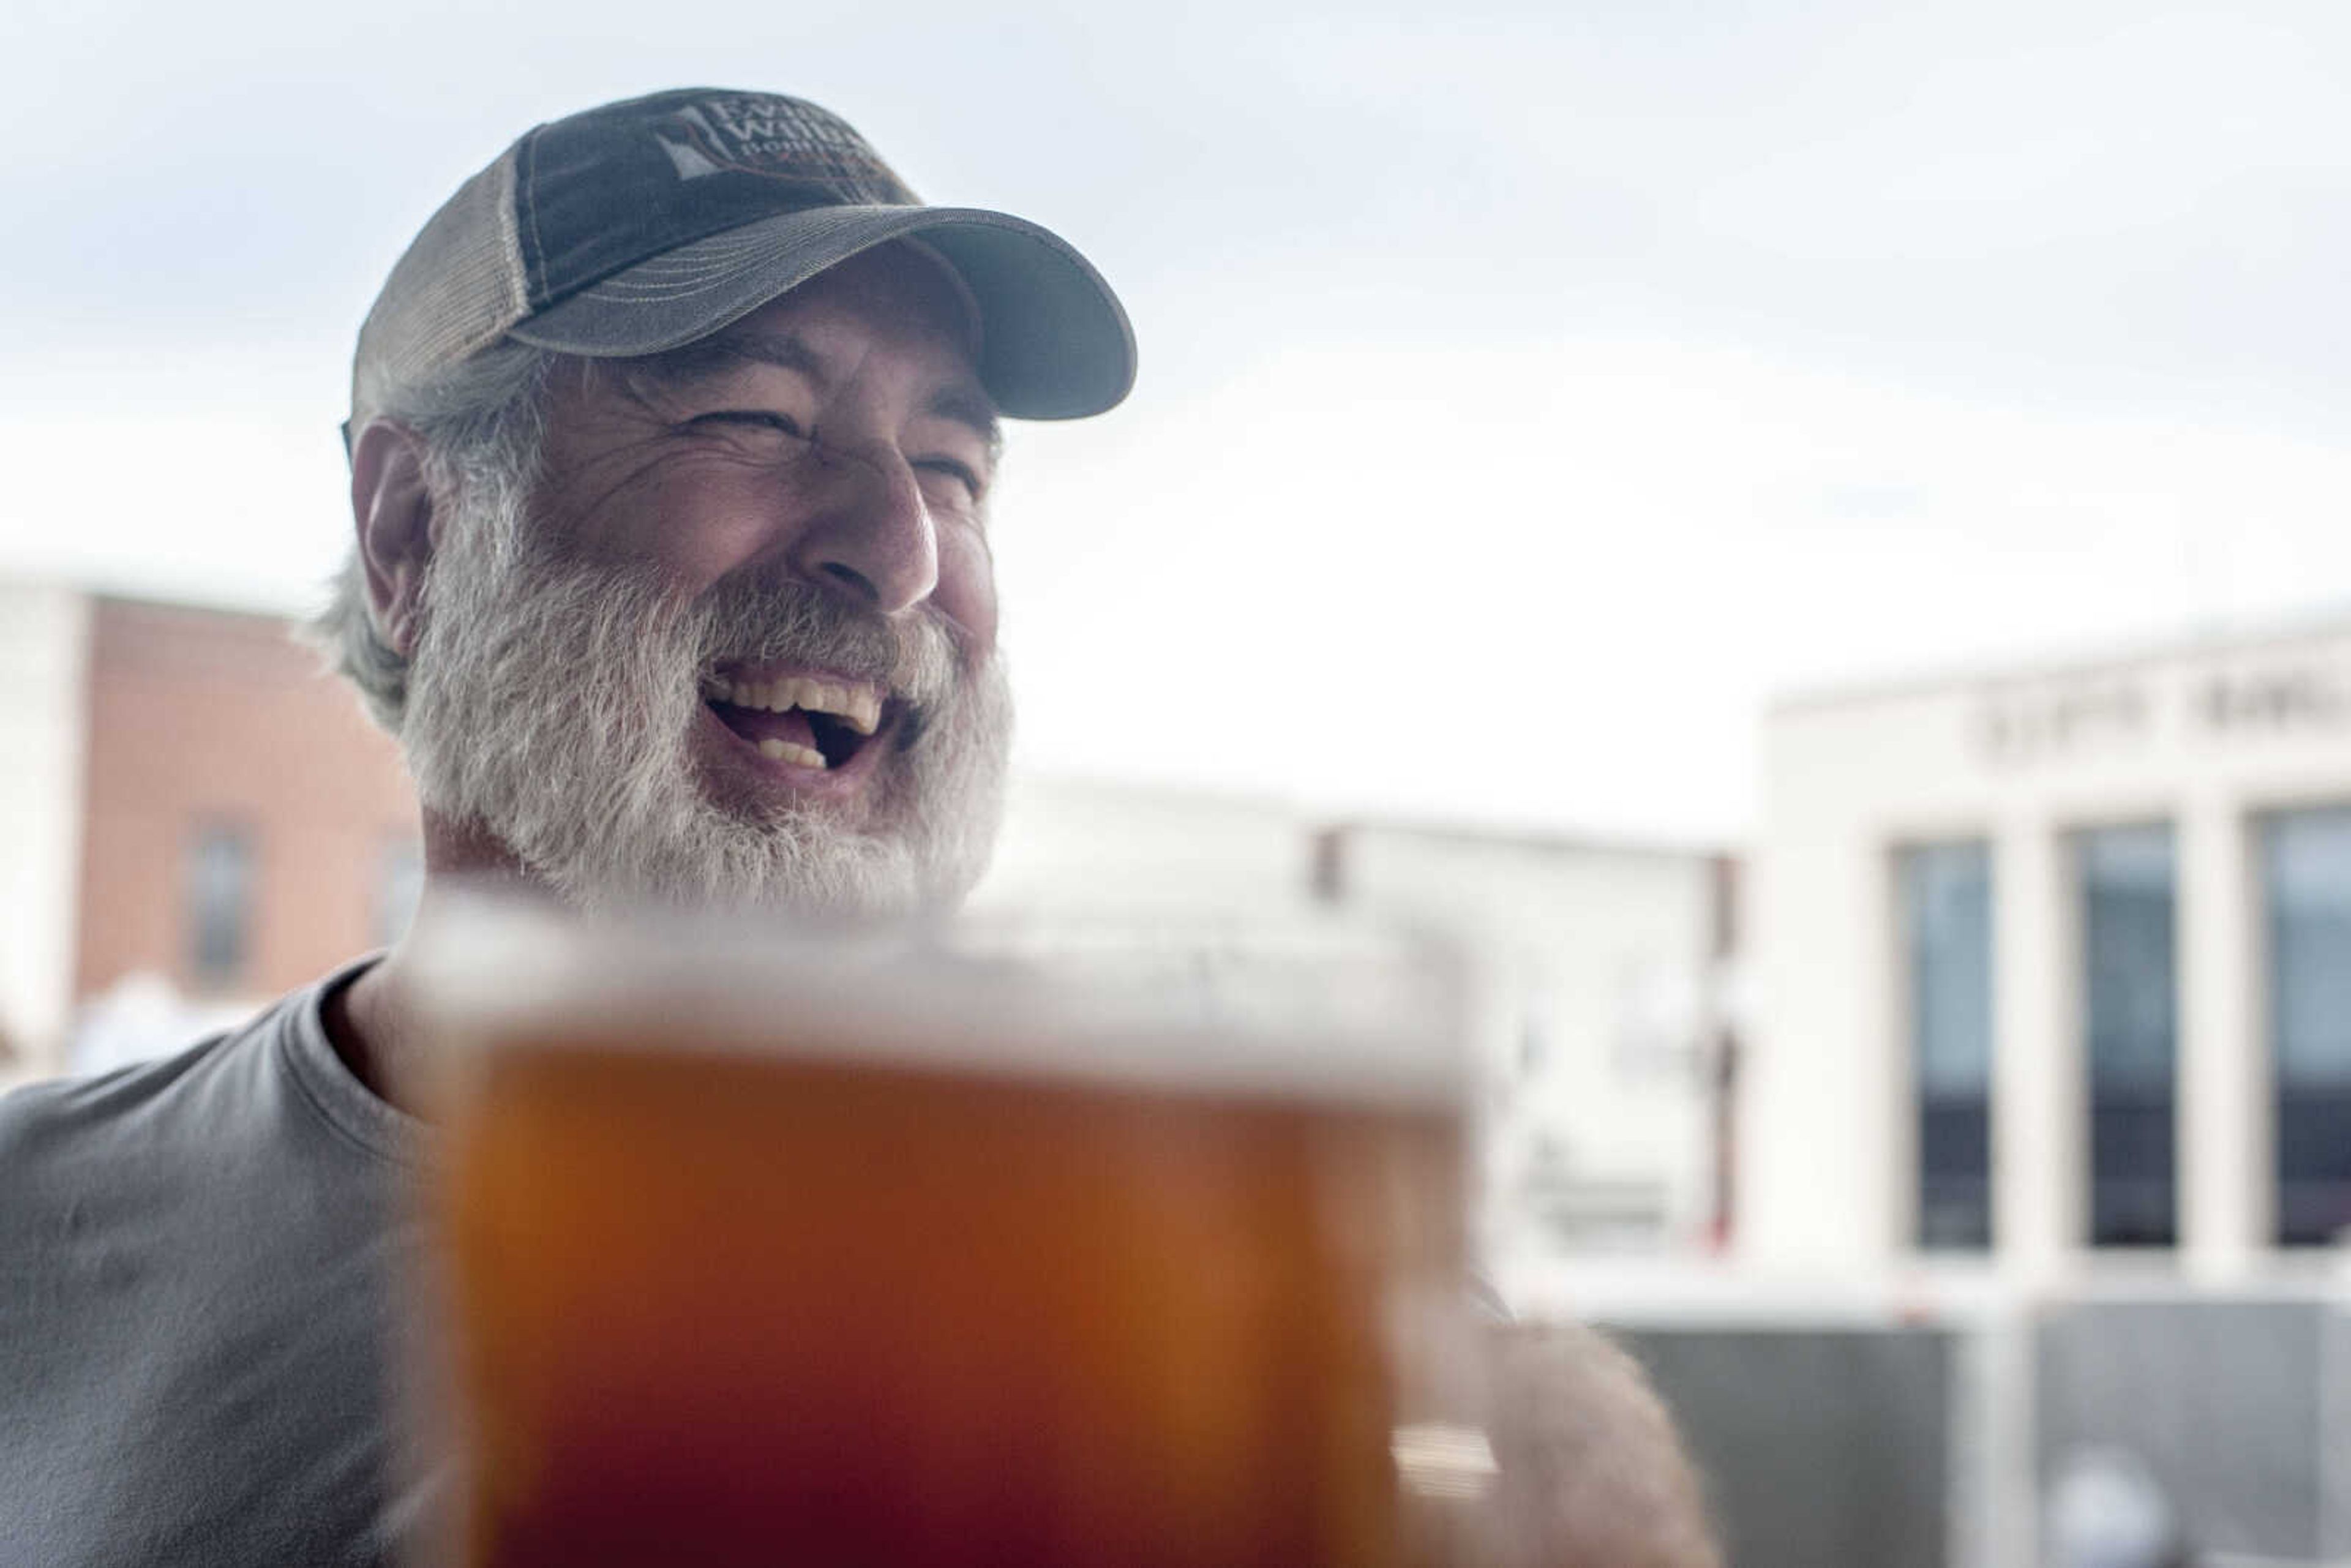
left=2262, top=806, right=2351, bottom=1247
left=186, top=822, right=255, bottom=989
left=2077, top=824, right=2177, bottom=1247
left=376, top=838, right=425, bottom=947
left=1903, top=841, right=1993, bottom=1250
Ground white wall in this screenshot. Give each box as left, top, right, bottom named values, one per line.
left=1335, top=827, right=1725, bottom=1260
left=971, top=773, right=1313, bottom=916
left=1749, top=617, right=2351, bottom=1280
left=972, top=778, right=1731, bottom=1262
left=0, top=582, right=89, bottom=1084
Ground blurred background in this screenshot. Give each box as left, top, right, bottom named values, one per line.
left=5, top=2, right=2351, bottom=1563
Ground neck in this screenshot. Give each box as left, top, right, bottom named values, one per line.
left=322, top=809, right=553, bottom=1116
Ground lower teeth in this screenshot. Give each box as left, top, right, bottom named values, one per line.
left=756, top=737, right=829, bottom=770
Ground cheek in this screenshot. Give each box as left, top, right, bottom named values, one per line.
left=562, top=467, right=782, bottom=587
left=934, top=525, right=999, bottom=653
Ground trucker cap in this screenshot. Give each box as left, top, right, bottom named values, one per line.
left=351, top=88, right=1136, bottom=428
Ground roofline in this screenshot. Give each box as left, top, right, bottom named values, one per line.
left=0, top=571, right=316, bottom=627
left=1771, top=600, right=2351, bottom=717
left=1005, top=773, right=1740, bottom=860
left=89, top=587, right=309, bottom=631
left=1318, top=812, right=1736, bottom=863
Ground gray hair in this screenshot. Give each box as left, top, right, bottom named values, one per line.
left=308, top=340, right=566, bottom=733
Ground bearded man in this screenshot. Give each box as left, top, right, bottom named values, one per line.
left=0, top=86, right=1730, bottom=1568
left=0, top=88, right=1132, bottom=1567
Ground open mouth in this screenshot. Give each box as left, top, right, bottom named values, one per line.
left=702, top=670, right=888, bottom=772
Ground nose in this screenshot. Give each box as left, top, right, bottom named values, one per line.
left=785, top=435, right=940, bottom=614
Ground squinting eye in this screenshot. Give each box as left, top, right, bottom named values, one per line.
left=691, top=411, right=808, bottom=440
left=915, top=459, right=984, bottom=503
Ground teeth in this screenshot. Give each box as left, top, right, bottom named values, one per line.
left=842, top=689, right=881, bottom=735
left=755, top=737, right=829, bottom=770
left=717, top=670, right=885, bottom=732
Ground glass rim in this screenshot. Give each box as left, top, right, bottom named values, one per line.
left=408, top=893, right=1475, bottom=1111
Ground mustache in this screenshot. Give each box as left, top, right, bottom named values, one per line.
left=686, top=572, right=966, bottom=709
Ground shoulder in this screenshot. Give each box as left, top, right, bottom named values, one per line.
left=0, top=970, right=432, bottom=1568
left=0, top=1005, right=309, bottom=1272
left=0, top=1026, right=247, bottom=1188
left=0, top=961, right=402, bottom=1210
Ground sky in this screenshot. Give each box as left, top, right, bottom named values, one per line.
left=6, top=0, right=2350, bottom=841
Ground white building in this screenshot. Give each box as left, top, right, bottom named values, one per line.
left=1324, top=822, right=1734, bottom=1259
left=971, top=773, right=1317, bottom=917
left=0, top=580, right=90, bottom=1082
left=976, top=776, right=1735, bottom=1262
left=1747, top=613, right=2351, bottom=1283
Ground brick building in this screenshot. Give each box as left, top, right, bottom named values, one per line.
left=1, top=580, right=418, bottom=1082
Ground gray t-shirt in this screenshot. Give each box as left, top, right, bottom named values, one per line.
left=0, top=960, right=440, bottom=1567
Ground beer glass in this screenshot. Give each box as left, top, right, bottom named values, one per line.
left=408, top=907, right=1490, bottom=1568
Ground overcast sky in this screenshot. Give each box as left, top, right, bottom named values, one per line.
left=6, top=1, right=2349, bottom=840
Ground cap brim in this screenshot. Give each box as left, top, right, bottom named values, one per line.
left=506, top=205, right=1134, bottom=420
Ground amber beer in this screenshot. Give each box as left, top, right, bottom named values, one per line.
left=416, top=913, right=1476, bottom=1568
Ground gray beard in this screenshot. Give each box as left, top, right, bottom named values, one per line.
left=397, top=484, right=1011, bottom=921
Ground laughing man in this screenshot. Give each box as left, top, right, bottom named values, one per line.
left=0, top=87, right=1133, bottom=1566
left=0, top=86, right=1719, bottom=1568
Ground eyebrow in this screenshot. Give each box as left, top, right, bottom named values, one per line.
left=658, top=329, right=825, bottom=385
left=924, top=383, right=1005, bottom=464
left=650, top=328, right=1003, bottom=462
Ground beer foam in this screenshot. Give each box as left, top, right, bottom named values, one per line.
left=410, top=896, right=1474, bottom=1110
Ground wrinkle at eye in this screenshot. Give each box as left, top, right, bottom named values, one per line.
left=544, top=426, right=680, bottom=523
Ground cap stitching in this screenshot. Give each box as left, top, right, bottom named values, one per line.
left=516, top=124, right=550, bottom=310
left=490, top=147, right=529, bottom=333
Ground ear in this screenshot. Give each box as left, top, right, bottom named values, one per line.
left=349, top=420, right=438, bottom=659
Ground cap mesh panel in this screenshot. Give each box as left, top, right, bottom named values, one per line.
left=350, top=148, right=530, bottom=421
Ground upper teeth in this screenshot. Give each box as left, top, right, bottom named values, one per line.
left=713, top=675, right=882, bottom=735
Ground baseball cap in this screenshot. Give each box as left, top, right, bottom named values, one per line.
left=352, top=88, right=1135, bottom=429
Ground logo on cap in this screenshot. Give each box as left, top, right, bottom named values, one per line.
left=648, top=95, right=913, bottom=205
